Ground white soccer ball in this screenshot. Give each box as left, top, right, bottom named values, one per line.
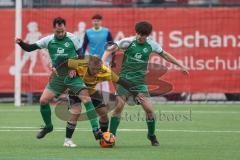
left=119, top=40, right=132, bottom=50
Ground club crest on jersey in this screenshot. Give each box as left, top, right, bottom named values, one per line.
left=131, top=43, right=136, bottom=47
left=143, top=48, right=148, bottom=53
left=57, top=48, right=64, bottom=54
left=64, top=42, right=70, bottom=47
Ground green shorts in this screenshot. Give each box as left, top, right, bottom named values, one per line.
left=116, top=83, right=150, bottom=97
left=68, top=91, right=105, bottom=109
left=46, top=75, right=87, bottom=96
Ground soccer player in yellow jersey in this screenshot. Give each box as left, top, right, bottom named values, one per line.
left=63, top=56, right=141, bottom=147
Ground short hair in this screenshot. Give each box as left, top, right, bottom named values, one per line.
left=53, top=17, right=66, bottom=28
left=89, top=56, right=102, bottom=67
left=92, top=14, right=103, bottom=20
left=135, top=21, right=152, bottom=36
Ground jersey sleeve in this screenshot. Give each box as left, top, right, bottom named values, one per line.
left=68, top=59, right=88, bottom=69
left=107, top=30, right=113, bottom=42
left=35, top=35, right=53, bottom=49
left=147, top=38, right=163, bottom=54
left=115, top=36, right=135, bottom=50
left=101, top=65, right=119, bottom=82
left=67, top=32, right=82, bottom=51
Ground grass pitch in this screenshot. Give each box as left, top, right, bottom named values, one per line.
left=0, top=103, right=240, bottom=160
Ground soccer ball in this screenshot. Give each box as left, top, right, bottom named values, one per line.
left=119, top=40, right=132, bottom=50
left=99, top=132, right=115, bottom=148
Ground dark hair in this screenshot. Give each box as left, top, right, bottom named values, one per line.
left=92, top=14, right=103, bottom=20
left=135, top=21, right=152, bottom=36
left=53, top=17, right=66, bottom=27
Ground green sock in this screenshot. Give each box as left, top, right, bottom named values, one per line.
left=40, top=104, right=53, bottom=129
left=146, top=118, right=155, bottom=136
left=110, top=116, right=121, bottom=136
left=84, top=101, right=99, bottom=129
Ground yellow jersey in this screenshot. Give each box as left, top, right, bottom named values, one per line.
left=68, top=59, right=119, bottom=95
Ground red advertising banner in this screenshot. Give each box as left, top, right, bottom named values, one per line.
left=0, top=8, right=239, bottom=93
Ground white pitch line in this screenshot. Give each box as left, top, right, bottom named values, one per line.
left=0, top=110, right=38, bottom=112
left=0, top=110, right=240, bottom=114
left=0, top=128, right=240, bottom=133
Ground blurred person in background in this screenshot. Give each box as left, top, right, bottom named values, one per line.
left=80, top=14, right=113, bottom=105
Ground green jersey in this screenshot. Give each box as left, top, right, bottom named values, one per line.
left=116, top=36, right=163, bottom=84
left=35, top=32, right=81, bottom=75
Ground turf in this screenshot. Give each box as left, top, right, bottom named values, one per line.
left=0, top=103, right=240, bottom=160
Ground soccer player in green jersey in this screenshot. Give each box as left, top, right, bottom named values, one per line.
left=16, top=17, right=100, bottom=140
left=102, top=21, right=189, bottom=146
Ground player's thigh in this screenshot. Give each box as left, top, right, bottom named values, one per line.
left=40, top=88, right=56, bottom=104
left=47, top=76, right=67, bottom=96
left=113, top=95, right=127, bottom=116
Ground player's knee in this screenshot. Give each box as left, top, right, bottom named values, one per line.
left=116, top=96, right=126, bottom=106
left=146, top=111, right=154, bottom=119
left=99, top=114, right=109, bottom=123
left=78, top=89, right=91, bottom=103
left=80, top=96, right=91, bottom=103
left=70, top=106, right=81, bottom=115
left=71, top=115, right=80, bottom=123
left=113, top=106, right=123, bottom=116
left=145, top=108, right=153, bottom=115
left=39, top=97, right=50, bottom=105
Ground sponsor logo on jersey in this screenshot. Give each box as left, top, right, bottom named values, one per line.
left=57, top=48, right=64, bottom=54
left=134, top=53, right=142, bottom=59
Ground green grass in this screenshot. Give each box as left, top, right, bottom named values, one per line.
left=0, top=103, right=240, bottom=160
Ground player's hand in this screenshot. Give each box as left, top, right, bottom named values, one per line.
left=68, top=69, right=77, bottom=78
left=15, top=38, right=22, bottom=44
left=52, top=67, right=59, bottom=77
left=135, top=93, right=145, bottom=104
left=180, top=66, right=189, bottom=75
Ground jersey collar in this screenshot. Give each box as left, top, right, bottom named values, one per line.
left=92, top=27, right=102, bottom=32
left=54, top=32, right=67, bottom=40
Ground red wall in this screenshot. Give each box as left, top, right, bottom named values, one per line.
left=0, top=8, right=239, bottom=93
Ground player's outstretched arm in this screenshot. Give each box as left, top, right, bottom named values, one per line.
left=160, top=50, right=189, bottom=75
left=102, top=44, right=118, bottom=64
left=15, top=38, right=40, bottom=52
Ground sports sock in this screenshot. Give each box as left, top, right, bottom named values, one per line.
left=40, top=104, right=53, bottom=129
left=99, top=120, right=109, bottom=132
left=66, top=121, right=77, bottom=139
left=146, top=118, right=155, bottom=136
left=110, top=116, right=121, bottom=136
left=84, top=101, right=99, bottom=129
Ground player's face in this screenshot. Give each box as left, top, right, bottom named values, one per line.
left=92, top=19, right=102, bottom=29
left=54, top=24, right=66, bottom=39
left=89, top=65, right=102, bottom=75
left=136, top=33, right=147, bottom=44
